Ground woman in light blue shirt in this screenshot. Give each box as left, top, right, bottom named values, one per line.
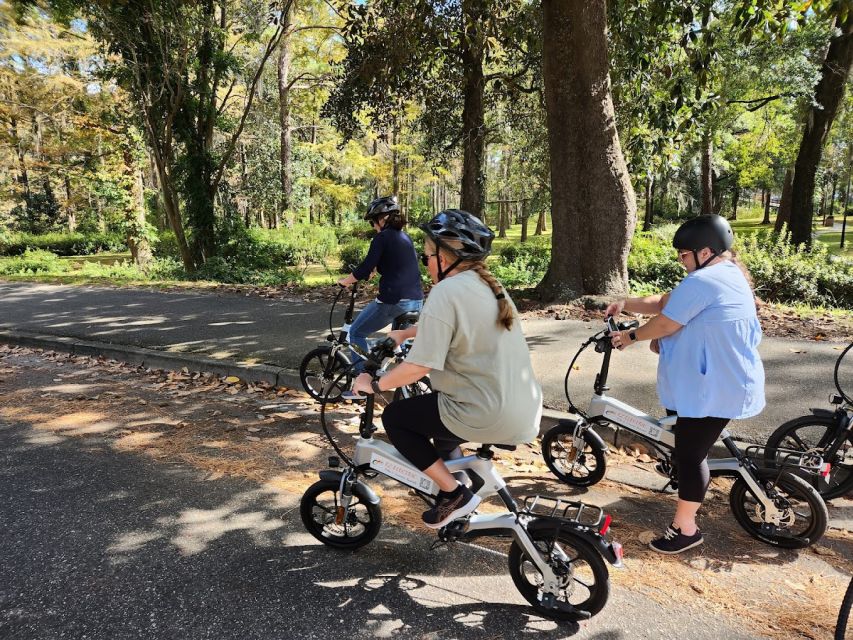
left=606, top=215, right=765, bottom=555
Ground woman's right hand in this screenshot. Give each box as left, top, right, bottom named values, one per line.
left=605, top=299, right=625, bottom=318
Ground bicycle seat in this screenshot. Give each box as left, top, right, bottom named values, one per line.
left=392, top=311, right=420, bottom=329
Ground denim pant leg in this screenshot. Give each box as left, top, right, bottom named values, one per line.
left=348, top=300, right=407, bottom=371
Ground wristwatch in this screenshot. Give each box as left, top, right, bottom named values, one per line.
left=628, top=330, right=638, bottom=342
left=371, top=379, right=383, bottom=394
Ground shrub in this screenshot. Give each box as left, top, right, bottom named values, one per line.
left=0, top=249, right=68, bottom=275
left=338, top=240, right=369, bottom=273
left=250, top=224, right=338, bottom=266
left=738, top=230, right=853, bottom=308
left=491, top=242, right=551, bottom=287
left=627, top=224, right=684, bottom=295
left=153, top=230, right=180, bottom=259
left=193, top=256, right=301, bottom=286
left=0, top=231, right=127, bottom=256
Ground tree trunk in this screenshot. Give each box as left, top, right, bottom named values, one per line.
left=789, top=11, right=853, bottom=246
left=643, top=173, right=654, bottom=231
left=309, top=120, right=317, bottom=224
left=392, top=125, right=399, bottom=194
left=538, top=0, right=636, bottom=300
left=458, top=0, right=487, bottom=218
left=64, top=175, right=76, bottom=232
left=535, top=209, right=546, bottom=235
left=761, top=188, right=771, bottom=225
left=730, top=185, right=740, bottom=221
left=828, top=174, right=838, bottom=219
left=277, top=1, right=294, bottom=224
left=520, top=199, right=529, bottom=242
left=775, top=168, right=794, bottom=232
left=701, top=130, right=713, bottom=216
left=123, top=145, right=153, bottom=268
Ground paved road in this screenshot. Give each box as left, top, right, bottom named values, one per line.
left=0, top=419, right=761, bottom=639
left=1, top=281, right=848, bottom=443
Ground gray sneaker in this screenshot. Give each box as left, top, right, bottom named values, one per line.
left=649, top=525, right=703, bottom=554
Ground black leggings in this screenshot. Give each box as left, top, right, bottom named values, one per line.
left=381, top=392, right=463, bottom=471
left=672, top=415, right=730, bottom=503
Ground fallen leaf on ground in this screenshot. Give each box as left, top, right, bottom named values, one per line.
left=224, top=376, right=241, bottom=384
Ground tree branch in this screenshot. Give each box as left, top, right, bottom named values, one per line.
left=211, top=3, right=293, bottom=194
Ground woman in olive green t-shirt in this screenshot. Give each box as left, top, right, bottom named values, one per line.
left=350, top=210, right=542, bottom=529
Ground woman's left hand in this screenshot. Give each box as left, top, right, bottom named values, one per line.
left=351, top=372, right=374, bottom=395
left=610, top=330, right=634, bottom=351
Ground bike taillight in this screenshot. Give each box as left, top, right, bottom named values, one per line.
left=599, top=514, right=612, bottom=536
left=821, top=462, right=832, bottom=478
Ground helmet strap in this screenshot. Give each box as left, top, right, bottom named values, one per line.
left=696, top=250, right=719, bottom=269
left=433, top=239, right=463, bottom=281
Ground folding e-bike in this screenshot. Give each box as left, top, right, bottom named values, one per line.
left=299, top=282, right=426, bottom=403
left=541, top=318, right=829, bottom=549
left=300, top=338, right=624, bottom=621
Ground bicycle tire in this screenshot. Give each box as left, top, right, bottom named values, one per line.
left=541, top=423, right=607, bottom=487
left=729, top=468, right=828, bottom=549
left=300, top=479, right=382, bottom=549
left=837, top=575, right=853, bottom=640
left=508, top=524, right=610, bottom=621
left=299, top=346, right=352, bottom=403
left=764, top=414, right=853, bottom=500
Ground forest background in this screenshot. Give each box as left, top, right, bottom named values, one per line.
left=0, top=0, right=851, bottom=313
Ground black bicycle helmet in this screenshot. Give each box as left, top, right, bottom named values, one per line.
left=364, top=195, right=400, bottom=222
left=420, top=209, right=494, bottom=261
left=672, top=214, right=734, bottom=253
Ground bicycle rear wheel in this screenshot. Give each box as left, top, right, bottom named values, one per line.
left=508, top=524, right=609, bottom=621
left=729, top=468, right=828, bottom=549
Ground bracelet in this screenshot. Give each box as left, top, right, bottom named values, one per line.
left=371, top=379, right=383, bottom=394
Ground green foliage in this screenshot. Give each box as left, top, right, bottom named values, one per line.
left=0, top=249, right=68, bottom=274
left=192, top=256, right=302, bottom=286
left=153, top=231, right=180, bottom=259
left=491, top=242, right=551, bottom=287
left=627, top=224, right=685, bottom=294
left=338, top=240, right=369, bottom=273
left=0, top=232, right=127, bottom=256
left=738, top=230, right=853, bottom=308
left=251, top=224, right=339, bottom=265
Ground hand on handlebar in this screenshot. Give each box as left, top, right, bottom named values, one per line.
left=351, top=372, right=374, bottom=396
left=605, top=300, right=625, bottom=318
left=387, top=329, right=412, bottom=346
left=610, top=330, right=634, bottom=351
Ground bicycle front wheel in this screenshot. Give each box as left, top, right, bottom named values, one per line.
left=541, top=423, right=607, bottom=487
left=764, top=414, right=853, bottom=500
left=729, top=468, right=828, bottom=549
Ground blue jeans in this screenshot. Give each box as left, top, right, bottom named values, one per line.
left=349, top=298, right=423, bottom=372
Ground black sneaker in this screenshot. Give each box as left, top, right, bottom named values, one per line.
left=649, top=525, right=703, bottom=554
left=422, top=484, right=481, bottom=529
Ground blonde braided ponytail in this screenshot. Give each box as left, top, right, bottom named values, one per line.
left=469, top=261, right=514, bottom=330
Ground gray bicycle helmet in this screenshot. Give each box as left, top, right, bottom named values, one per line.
left=420, top=209, right=494, bottom=261
left=364, top=195, right=400, bottom=222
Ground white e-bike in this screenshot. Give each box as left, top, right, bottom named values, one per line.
left=300, top=338, right=624, bottom=621
left=541, top=318, right=829, bottom=549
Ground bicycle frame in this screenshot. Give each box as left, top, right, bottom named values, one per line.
left=572, top=322, right=818, bottom=524
left=322, top=378, right=622, bottom=601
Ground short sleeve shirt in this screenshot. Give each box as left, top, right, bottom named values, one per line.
left=657, top=261, right=765, bottom=419
left=404, top=270, right=543, bottom=444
